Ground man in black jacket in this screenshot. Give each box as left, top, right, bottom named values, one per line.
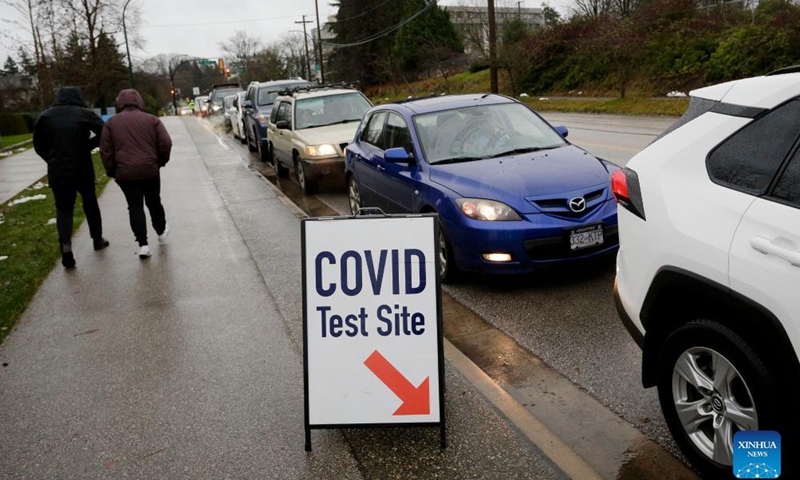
left=33, top=87, right=109, bottom=268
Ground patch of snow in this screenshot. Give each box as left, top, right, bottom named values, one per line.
left=31, top=182, right=46, bottom=190
left=0, top=151, right=11, bottom=157
left=577, top=91, right=584, bottom=95
left=91, top=147, right=100, bottom=154
left=8, top=194, right=47, bottom=207
left=666, top=90, right=687, bottom=98
left=14, top=148, right=25, bottom=153
left=539, top=97, right=550, bottom=101
left=47, top=218, right=57, bottom=225
left=0, top=256, right=7, bottom=261
left=519, top=93, right=529, bottom=98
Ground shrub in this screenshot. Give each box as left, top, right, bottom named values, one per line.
left=0, top=114, right=29, bottom=136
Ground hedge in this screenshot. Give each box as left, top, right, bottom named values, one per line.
left=0, top=114, right=30, bottom=136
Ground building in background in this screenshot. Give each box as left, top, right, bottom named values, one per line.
left=445, top=5, right=544, bottom=55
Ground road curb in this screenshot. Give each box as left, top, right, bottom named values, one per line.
left=444, top=338, right=606, bottom=480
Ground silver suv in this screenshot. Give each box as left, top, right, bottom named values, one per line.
left=267, top=85, right=372, bottom=194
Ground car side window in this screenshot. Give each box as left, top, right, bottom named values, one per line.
left=773, top=149, right=800, bottom=208
left=362, top=112, right=388, bottom=149
left=384, top=113, right=413, bottom=152
left=276, top=102, right=291, bottom=128
left=707, top=99, right=800, bottom=195
left=270, top=101, right=282, bottom=124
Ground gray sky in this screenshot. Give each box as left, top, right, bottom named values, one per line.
left=0, top=0, right=571, bottom=68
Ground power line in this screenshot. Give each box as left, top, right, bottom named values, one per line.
left=322, top=0, right=435, bottom=49
left=141, top=13, right=307, bottom=29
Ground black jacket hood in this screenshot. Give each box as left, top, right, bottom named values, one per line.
left=54, top=87, right=87, bottom=107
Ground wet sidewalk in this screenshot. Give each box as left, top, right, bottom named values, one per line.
left=0, top=117, right=567, bottom=479
left=0, top=148, right=46, bottom=205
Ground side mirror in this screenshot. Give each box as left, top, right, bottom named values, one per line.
left=554, top=125, right=569, bottom=138
left=243, top=100, right=253, bottom=109
left=385, top=147, right=412, bottom=163
left=276, top=120, right=289, bottom=130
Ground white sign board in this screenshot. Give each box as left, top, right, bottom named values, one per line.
left=302, top=215, right=445, bottom=449
left=192, top=87, right=200, bottom=96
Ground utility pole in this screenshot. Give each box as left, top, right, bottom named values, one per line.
left=488, top=0, right=498, bottom=93
left=314, top=0, right=326, bottom=83
left=123, top=0, right=134, bottom=88
left=517, top=1, right=523, bottom=18
left=295, top=15, right=313, bottom=81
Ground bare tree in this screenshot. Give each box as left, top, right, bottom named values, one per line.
left=219, top=30, right=261, bottom=74
left=573, top=0, right=613, bottom=18
left=278, top=32, right=309, bottom=79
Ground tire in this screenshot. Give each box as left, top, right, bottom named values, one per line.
left=657, top=320, right=784, bottom=479
left=437, top=220, right=461, bottom=284
left=348, top=175, right=361, bottom=215
left=274, top=149, right=289, bottom=178
left=258, top=138, right=269, bottom=163
left=246, top=127, right=257, bottom=152
left=296, top=160, right=318, bottom=195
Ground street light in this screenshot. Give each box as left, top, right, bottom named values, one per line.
left=123, top=0, right=134, bottom=88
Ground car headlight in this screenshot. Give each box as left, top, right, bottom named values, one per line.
left=306, top=144, right=338, bottom=157
left=456, top=198, right=521, bottom=221
left=257, top=113, right=269, bottom=125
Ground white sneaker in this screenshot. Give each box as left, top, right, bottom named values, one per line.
left=138, top=245, right=152, bottom=259
left=158, top=223, right=170, bottom=244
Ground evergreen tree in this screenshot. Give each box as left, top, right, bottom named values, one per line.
left=2, top=56, right=20, bottom=75
left=392, top=0, right=464, bottom=75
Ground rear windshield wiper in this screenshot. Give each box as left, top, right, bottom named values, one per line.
left=432, top=156, right=487, bottom=165
left=489, top=145, right=560, bottom=158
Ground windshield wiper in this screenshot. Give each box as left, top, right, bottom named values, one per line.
left=320, top=118, right=361, bottom=126
left=489, top=145, right=561, bottom=158
left=433, top=156, right=487, bottom=165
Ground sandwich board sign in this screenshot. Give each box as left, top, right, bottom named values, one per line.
left=301, top=213, right=446, bottom=450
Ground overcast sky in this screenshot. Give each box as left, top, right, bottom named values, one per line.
left=0, top=0, right=571, bottom=68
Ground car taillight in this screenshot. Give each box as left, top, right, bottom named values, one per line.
left=612, top=168, right=646, bottom=220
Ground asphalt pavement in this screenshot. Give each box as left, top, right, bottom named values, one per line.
left=0, top=117, right=568, bottom=479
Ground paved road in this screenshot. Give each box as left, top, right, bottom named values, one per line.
left=540, top=112, right=676, bottom=166
left=305, top=113, right=687, bottom=458
left=0, top=148, right=46, bottom=205
left=0, top=117, right=568, bottom=480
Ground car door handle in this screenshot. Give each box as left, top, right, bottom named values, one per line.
left=750, top=236, right=800, bottom=267
left=376, top=164, right=386, bottom=173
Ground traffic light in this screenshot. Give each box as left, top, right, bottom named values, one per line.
left=225, top=67, right=231, bottom=78
left=170, top=83, right=175, bottom=96
left=218, top=58, right=224, bottom=73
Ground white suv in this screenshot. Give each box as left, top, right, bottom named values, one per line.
left=614, top=67, right=800, bottom=478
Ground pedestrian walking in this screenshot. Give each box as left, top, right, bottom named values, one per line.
left=100, top=89, right=172, bottom=259
left=33, top=87, right=109, bottom=268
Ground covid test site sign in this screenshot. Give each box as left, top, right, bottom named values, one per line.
left=301, top=214, right=445, bottom=450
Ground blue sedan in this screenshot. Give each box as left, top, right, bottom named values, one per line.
left=344, top=94, right=619, bottom=281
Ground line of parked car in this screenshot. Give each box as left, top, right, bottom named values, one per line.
left=204, top=70, right=800, bottom=479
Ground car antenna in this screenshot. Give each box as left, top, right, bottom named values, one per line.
left=481, top=93, right=491, bottom=99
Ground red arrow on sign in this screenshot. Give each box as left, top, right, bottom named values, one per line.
left=364, top=350, right=430, bottom=416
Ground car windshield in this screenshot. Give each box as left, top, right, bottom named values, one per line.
left=413, top=103, right=567, bottom=164
left=295, top=92, right=371, bottom=130
left=258, top=82, right=309, bottom=106
left=212, top=88, right=239, bottom=103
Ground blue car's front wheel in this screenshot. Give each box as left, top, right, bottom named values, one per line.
left=438, top=221, right=460, bottom=283
left=348, top=176, right=361, bottom=215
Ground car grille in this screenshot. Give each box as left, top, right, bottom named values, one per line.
left=523, top=224, right=619, bottom=261
left=530, top=188, right=606, bottom=218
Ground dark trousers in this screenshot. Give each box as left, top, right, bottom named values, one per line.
left=116, top=176, right=166, bottom=247
left=52, top=180, right=103, bottom=247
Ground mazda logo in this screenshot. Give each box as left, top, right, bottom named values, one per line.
left=569, top=197, right=586, bottom=213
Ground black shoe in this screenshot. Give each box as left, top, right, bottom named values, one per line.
left=61, top=244, right=76, bottom=268
left=93, top=237, right=110, bottom=251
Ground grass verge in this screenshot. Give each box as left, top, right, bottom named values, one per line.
left=367, top=69, right=689, bottom=117
left=1, top=133, right=33, bottom=149
left=525, top=97, right=688, bottom=116
left=0, top=153, right=110, bottom=346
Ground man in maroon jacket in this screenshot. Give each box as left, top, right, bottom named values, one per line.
left=100, top=89, right=172, bottom=259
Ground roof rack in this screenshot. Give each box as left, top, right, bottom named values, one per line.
left=276, top=81, right=360, bottom=97
left=766, top=65, right=800, bottom=76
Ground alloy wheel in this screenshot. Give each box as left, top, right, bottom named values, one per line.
left=438, top=226, right=448, bottom=279
left=671, top=347, right=758, bottom=466
left=348, top=177, right=361, bottom=214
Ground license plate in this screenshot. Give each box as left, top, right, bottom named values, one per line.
left=569, top=224, right=604, bottom=250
